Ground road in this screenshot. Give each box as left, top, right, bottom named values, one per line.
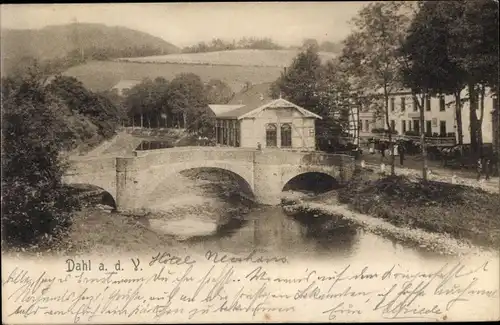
left=358, top=152, right=499, bottom=193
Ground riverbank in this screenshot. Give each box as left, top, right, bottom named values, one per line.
left=283, top=169, right=500, bottom=255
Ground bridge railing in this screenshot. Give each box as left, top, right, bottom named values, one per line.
left=132, top=146, right=257, bottom=167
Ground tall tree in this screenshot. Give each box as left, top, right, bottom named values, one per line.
left=168, top=73, right=207, bottom=129
left=446, top=0, right=499, bottom=155
left=399, top=1, right=465, bottom=180
left=1, top=74, right=79, bottom=247
left=270, top=46, right=323, bottom=111
left=340, top=1, right=412, bottom=175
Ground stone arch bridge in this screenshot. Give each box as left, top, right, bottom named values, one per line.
left=63, top=147, right=355, bottom=210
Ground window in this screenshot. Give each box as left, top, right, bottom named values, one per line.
left=390, top=120, right=396, bottom=132
left=426, top=120, right=432, bottom=134
left=266, top=123, right=277, bottom=147
left=413, top=98, right=418, bottom=111
left=439, top=96, right=445, bottom=111
left=413, top=120, right=420, bottom=133
left=390, top=97, right=395, bottom=112
left=280, top=123, right=292, bottom=147
left=228, top=123, right=233, bottom=146
left=235, top=123, right=240, bottom=147
left=426, top=96, right=431, bottom=111
left=402, top=120, right=406, bottom=134
left=222, top=120, right=228, bottom=145
left=401, top=97, right=406, bottom=112
left=365, top=120, right=370, bottom=132
left=408, top=120, right=412, bottom=131
left=440, top=120, right=447, bottom=136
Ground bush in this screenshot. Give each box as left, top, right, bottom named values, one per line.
left=1, top=76, right=81, bottom=248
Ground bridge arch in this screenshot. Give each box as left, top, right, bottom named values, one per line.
left=282, top=171, right=340, bottom=194
left=135, top=160, right=255, bottom=206
left=66, top=183, right=117, bottom=209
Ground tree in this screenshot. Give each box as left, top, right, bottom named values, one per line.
left=398, top=1, right=463, bottom=180
left=271, top=47, right=351, bottom=145
left=1, top=75, right=80, bottom=247
left=46, top=75, right=121, bottom=140
left=168, top=73, right=207, bottom=129
left=446, top=0, right=499, bottom=155
left=270, top=46, right=323, bottom=110
left=340, top=1, right=411, bottom=176
left=205, top=79, right=234, bottom=104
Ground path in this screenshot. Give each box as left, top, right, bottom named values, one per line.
left=359, top=154, right=499, bottom=193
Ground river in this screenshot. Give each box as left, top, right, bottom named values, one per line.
left=138, top=167, right=497, bottom=265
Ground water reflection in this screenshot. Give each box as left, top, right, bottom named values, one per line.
left=182, top=205, right=362, bottom=258
left=178, top=203, right=458, bottom=263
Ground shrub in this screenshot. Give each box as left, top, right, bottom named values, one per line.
left=1, top=76, right=81, bottom=248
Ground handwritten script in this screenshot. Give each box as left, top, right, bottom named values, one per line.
left=2, top=251, right=499, bottom=323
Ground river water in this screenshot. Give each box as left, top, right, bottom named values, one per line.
left=172, top=204, right=462, bottom=263
left=139, top=167, right=498, bottom=265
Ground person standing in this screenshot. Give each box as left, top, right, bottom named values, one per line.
left=399, top=142, right=405, bottom=166
left=380, top=142, right=386, bottom=159
left=476, top=158, right=483, bottom=181
left=485, top=158, right=491, bottom=180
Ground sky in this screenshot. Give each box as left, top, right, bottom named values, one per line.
left=1, top=2, right=369, bottom=47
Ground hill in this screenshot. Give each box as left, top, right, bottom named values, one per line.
left=1, top=23, right=179, bottom=75
left=63, top=60, right=285, bottom=93
left=116, top=49, right=338, bottom=68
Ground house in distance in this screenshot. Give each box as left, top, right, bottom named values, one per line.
left=208, top=84, right=322, bottom=150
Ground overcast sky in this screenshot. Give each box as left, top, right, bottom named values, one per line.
left=1, top=2, right=369, bottom=47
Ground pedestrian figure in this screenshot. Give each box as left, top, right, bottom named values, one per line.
left=451, top=174, right=457, bottom=184
left=399, top=142, right=405, bottom=166
left=485, top=159, right=491, bottom=180
left=476, top=158, right=483, bottom=181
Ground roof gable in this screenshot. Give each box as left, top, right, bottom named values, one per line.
left=239, top=98, right=322, bottom=120
left=208, top=98, right=322, bottom=120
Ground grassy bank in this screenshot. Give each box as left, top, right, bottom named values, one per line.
left=334, top=170, right=500, bottom=249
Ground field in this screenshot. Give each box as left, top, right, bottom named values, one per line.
left=115, top=49, right=338, bottom=67
left=63, top=60, right=284, bottom=93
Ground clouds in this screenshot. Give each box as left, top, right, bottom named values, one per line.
left=1, top=2, right=367, bottom=47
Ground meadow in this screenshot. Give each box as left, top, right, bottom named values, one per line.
left=114, top=49, right=338, bottom=67
left=63, top=60, right=285, bottom=93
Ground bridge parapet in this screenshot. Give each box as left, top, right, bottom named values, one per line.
left=132, top=147, right=256, bottom=167
left=65, top=156, right=116, bottom=175
left=253, top=149, right=353, bottom=166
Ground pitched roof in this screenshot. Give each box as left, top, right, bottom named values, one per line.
left=208, top=98, right=322, bottom=120
left=229, top=82, right=274, bottom=106
left=209, top=81, right=322, bottom=119
left=208, top=104, right=245, bottom=116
